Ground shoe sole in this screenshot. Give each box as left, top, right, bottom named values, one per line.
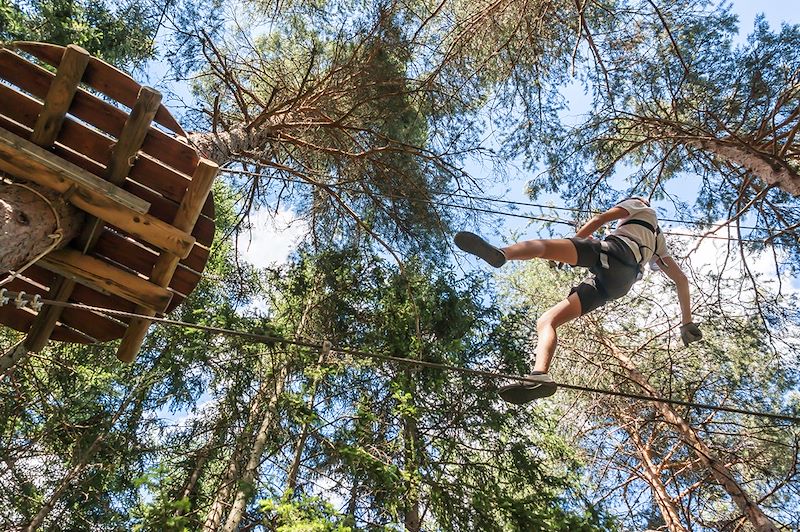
left=454, top=232, right=506, bottom=268
left=498, top=381, right=557, bottom=404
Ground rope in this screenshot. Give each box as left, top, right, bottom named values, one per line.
left=219, top=168, right=798, bottom=244
left=0, top=181, right=64, bottom=287
left=3, top=291, right=797, bottom=424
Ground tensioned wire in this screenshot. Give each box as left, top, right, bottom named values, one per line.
left=4, top=292, right=797, bottom=424
left=219, top=168, right=799, bottom=245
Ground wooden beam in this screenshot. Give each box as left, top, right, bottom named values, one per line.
left=108, top=87, right=161, bottom=184
left=24, top=278, right=78, bottom=352
left=39, top=248, right=173, bottom=314
left=0, top=126, right=149, bottom=213
left=0, top=129, right=195, bottom=258
left=79, top=86, right=162, bottom=251
left=30, top=45, right=90, bottom=147
left=116, top=159, right=218, bottom=363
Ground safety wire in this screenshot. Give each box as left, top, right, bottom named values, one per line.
left=219, top=168, right=799, bottom=245
left=2, top=291, right=797, bottom=424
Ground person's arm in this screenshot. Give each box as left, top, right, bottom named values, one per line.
left=656, top=256, right=702, bottom=345
left=575, top=206, right=629, bottom=238
left=656, top=256, right=692, bottom=324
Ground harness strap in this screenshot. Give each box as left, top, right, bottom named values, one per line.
left=619, top=218, right=661, bottom=235
left=599, top=241, right=610, bottom=269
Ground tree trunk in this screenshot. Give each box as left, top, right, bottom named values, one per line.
left=202, top=394, right=268, bottom=532
left=0, top=180, right=82, bottom=272
left=201, top=443, right=242, bottom=532
left=221, top=364, right=289, bottom=532
left=19, top=378, right=143, bottom=531
left=174, top=417, right=228, bottom=522
left=607, top=342, right=778, bottom=532
left=188, top=125, right=276, bottom=167
left=626, top=421, right=688, bottom=532
left=285, top=348, right=327, bottom=493
left=691, top=138, right=800, bottom=196
left=402, top=370, right=421, bottom=532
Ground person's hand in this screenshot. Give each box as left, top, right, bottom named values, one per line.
left=680, top=322, right=702, bottom=346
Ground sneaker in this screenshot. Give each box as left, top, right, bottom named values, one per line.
left=498, top=372, right=557, bottom=404
left=454, top=232, right=507, bottom=268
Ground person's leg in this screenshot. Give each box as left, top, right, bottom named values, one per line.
left=531, top=292, right=583, bottom=373
left=501, top=238, right=579, bottom=265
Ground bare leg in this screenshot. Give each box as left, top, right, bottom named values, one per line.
left=532, top=292, right=582, bottom=373
left=501, top=239, right=579, bottom=265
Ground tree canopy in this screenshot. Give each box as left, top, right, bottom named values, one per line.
left=1, top=0, right=799, bottom=529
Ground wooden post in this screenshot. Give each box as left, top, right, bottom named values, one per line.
left=30, top=45, right=89, bottom=147
left=116, top=159, right=218, bottom=363
left=79, top=86, right=162, bottom=252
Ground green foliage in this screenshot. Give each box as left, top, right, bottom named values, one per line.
left=260, top=493, right=352, bottom=531
left=0, top=0, right=159, bottom=67
left=131, top=466, right=193, bottom=532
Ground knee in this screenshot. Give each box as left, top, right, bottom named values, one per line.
left=528, top=240, right=545, bottom=258
left=536, top=313, right=553, bottom=333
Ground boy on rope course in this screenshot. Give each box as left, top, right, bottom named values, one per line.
left=454, top=196, right=702, bottom=404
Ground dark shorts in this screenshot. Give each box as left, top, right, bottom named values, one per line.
left=568, top=236, right=640, bottom=315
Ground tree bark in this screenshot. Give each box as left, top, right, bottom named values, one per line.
left=174, top=417, right=228, bottom=522
left=188, top=125, right=276, bottom=167
left=285, top=346, right=328, bottom=493
left=0, top=180, right=82, bottom=272
left=691, top=138, right=800, bottom=196
left=202, top=394, right=266, bottom=532
left=607, top=342, right=778, bottom=532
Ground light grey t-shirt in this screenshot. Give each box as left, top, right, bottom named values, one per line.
left=610, top=198, right=670, bottom=269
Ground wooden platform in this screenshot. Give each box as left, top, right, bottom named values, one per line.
left=0, top=42, right=217, bottom=359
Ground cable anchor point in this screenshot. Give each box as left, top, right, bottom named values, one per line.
left=14, top=291, right=27, bottom=309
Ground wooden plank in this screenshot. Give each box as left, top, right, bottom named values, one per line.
left=0, top=306, right=92, bottom=344
left=79, top=86, right=162, bottom=251
left=0, top=129, right=196, bottom=258
left=38, top=248, right=173, bottom=313
left=117, top=159, right=219, bottom=363
left=0, top=49, right=54, bottom=104
left=17, top=265, right=134, bottom=348
left=131, top=154, right=215, bottom=218
left=0, top=74, right=213, bottom=217
left=9, top=42, right=185, bottom=135
left=30, top=45, right=90, bottom=147
left=93, top=234, right=202, bottom=295
left=57, top=308, right=126, bottom=341
left=23, top=265, right=136, bottom=312
left=0, top=120, right=149, bottom=213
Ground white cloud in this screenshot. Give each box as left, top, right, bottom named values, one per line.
left=239, top=207, right=309, bottom=268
